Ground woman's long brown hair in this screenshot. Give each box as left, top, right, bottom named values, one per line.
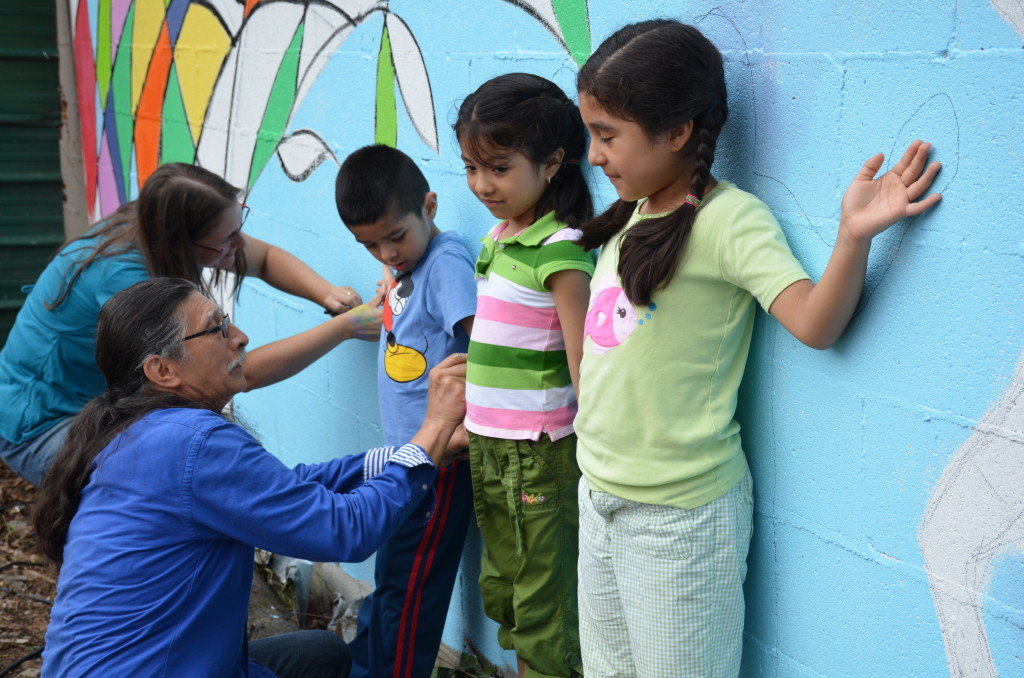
left=46, top=164, right=248, bottom=309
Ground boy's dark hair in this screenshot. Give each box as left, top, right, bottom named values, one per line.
left=454, top=72, right=593, bottom=230
left=335, top=145, right=430, bottom=226
left=577, top=20, right=728, bottom=306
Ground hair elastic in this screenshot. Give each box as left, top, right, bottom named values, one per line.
left=684, top=193, right=702, bottom=208
left=564, top=158, right=580, bottom=165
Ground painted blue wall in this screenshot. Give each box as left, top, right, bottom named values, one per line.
left=231, top=1, right=1024, bottom=675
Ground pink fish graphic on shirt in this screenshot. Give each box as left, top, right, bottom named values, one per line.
left=584, top=274, right=640, bottom=354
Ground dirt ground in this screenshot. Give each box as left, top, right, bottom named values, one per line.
left=0, top=463, right=50, bottom=677
left=0, top=462, right=302, bottom=678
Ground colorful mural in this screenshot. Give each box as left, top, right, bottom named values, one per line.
left=68, top=0, right=591, bottom=218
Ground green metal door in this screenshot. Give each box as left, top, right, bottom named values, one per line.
left=0, top=3, right=64, bottom=348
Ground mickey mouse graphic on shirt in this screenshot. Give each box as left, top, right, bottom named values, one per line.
left=382, top=275, right=427, bottom=382
left=583, top=273, right=656, bottom=354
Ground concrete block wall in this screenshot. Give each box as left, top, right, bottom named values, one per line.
left=65, top=0, right=1023, bottom=674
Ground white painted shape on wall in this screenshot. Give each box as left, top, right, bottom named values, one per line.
left=296, top=6, right=356, bottom=107
left=503, top=0, right=566, bottom=52
left=205, top=0, right=243, bottom=37
left=989, top=0, right=1024, bottom=37
left=919, top=349, right=1024, bottom=678
left=276, top=130, right=337, bottom=181
left=385, top=12, right=439, bottom=153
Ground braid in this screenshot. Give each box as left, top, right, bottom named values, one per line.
left=615, top=106, right=726, bottom=305
left=686, top=106, right=725, bottom=213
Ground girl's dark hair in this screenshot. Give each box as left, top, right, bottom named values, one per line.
left=577, top=20, right=728, bottom=305
left=34, top=278, right=208, bottom=566
left=47, top=163, right=247, bottom=309
left=455, top=72, right=593, bottom=229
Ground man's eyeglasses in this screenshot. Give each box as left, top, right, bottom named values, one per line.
left=181, top=314, right=231, bottom=342
left=193, top=203, right=250, bottom=255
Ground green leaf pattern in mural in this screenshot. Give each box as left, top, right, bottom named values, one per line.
left=552, top=0, right=591, bottom=65
left=249, top=22, right=304, bottom=190
left=112, top=3, right=135, bottom=194
left=161, top=62, right=196, bottom=165
left=97, top=0, right=112, bottom=104
left=385, top=12, right=439, bottom=153
left=375, top=21, right=398, bottom=148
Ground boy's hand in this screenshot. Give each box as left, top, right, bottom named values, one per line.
left=340, top=303, right=383, bottom=341
left=374, top=264, right=396, bottom=307
left=370, top=284, right=387, bottom=309
left=839, top=139, right=942, bottom=244
left=323, top=286, right=364, bottom=314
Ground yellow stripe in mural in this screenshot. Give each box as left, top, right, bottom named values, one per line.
left=175, top=5, right=231, bottom=144
left=131, top=0, right=167, bottom=113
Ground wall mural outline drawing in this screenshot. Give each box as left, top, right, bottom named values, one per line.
left=855, top=93, right=960, bottom=315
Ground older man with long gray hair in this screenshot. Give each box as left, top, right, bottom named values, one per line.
left=33, top=277, right=467, bottom=678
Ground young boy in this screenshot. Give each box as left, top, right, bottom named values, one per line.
left=335, top=145, right=477, bottom=678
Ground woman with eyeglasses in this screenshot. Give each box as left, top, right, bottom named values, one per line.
left=0, top=163, right=381, bottom=487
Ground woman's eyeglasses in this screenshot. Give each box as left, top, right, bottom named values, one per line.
left=193, top=203, right=250, bottom=255
left=181, top=314, right=230, bottom=342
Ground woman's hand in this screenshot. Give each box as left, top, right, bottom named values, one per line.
left=323, top=286, right=364, bottom=314
left=839, top=139, right=942, bottom=244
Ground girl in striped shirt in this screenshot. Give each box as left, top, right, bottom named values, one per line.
left=455, top=73, right=594, bottom=678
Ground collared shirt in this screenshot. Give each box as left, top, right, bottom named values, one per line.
left=42, top=407, right=436, bottom=677
left=465, top=211, right=595, bottom=441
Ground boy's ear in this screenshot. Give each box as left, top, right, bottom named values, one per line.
left=422, top=191, right=438, bottom=220
left=668, top=120, right=695, bottom=152
left=142, top=353, right=185, bottom=392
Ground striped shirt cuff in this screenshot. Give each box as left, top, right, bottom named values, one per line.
left=362, top=443, right=433, bottom=482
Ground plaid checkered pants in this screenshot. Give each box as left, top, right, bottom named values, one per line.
left=577, top=472, right=753, bottom=677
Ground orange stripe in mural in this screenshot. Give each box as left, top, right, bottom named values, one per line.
left=134, top=21, right=173, bottom=188
left=244, top=0, right=262, bottom=19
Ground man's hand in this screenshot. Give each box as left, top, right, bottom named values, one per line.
left=412, top=354, right=468, bottom=466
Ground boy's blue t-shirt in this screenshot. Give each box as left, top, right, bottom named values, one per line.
left=378, top=231, right=477, bottom=445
